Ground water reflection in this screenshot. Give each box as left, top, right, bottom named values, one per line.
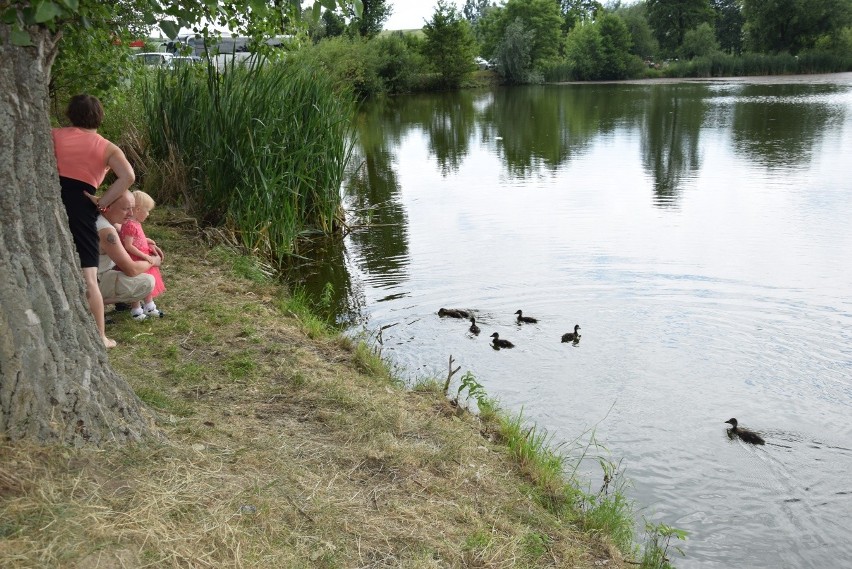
left=346, top=103, right=410, bottom=287
left=291, top=76, right=852, bottom=568
left=731, top=84, right=844, bottom=169
left=640, top=84, right=707, bottom=207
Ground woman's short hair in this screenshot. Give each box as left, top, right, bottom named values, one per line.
left=66, top=94, right=104, bottom=129
left=132, top=190, right=156, bottom=212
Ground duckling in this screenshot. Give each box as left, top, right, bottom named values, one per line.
left=490, top=332, right=515, bottom=349
left=724, top=418, right=765, bottom=445
left=514, top=310, right=538, bottom=324
left=469, top=317, right=480, bottom=335
left=561, top=325, right=581, bottom=343
left=438, top=308, right=470, bottom=319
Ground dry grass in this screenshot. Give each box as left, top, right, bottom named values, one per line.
left=0, top=209, right=626, bottom=568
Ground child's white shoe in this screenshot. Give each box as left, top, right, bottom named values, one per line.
left=144, top=302, right=165, bottom=318
left=131, top=308, right=147, bottom=321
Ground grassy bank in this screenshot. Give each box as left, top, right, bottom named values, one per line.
left=0, top=209, right=675, bottom=568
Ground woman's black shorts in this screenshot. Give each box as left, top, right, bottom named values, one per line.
left=59, top=176, right=99, bottom=269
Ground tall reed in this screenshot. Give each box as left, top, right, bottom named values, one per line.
left=143, top=59, right=355, bottom=266
left=663, top=51, right=852, bottom=78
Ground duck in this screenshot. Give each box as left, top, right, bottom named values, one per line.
left=490, top=332, right=514, bottom=349
left=469, top=316, right=480, bottom=335
left=438, top=308, right=470, bottom=319
left=724, top=418, right=765, bottom=445
left=561, top=325, right=581, bottom=343
left=514, top=310, right=538, bottom=324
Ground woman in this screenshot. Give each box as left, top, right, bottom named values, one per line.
left=52, top=94, right=135, bottom=348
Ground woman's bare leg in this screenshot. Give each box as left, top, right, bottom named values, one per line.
left=82, top=267, right=116, bottom=348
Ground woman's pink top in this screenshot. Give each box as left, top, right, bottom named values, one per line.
left=52, top=127, right=110, bottom=188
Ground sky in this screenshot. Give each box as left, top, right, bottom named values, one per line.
left=384, top=0, right=466, bottom=30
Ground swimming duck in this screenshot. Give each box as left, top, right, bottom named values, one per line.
left=561, top=325, right=581, bottom=343
left=438, top=308, right=470, bottom=319
left=724, top=418, right=765, bottom=445
left=490, top=332, right=514, bottom=349
left=469, top=317, right=480, bottom=335
left=515, top=310, right=538, bottom=324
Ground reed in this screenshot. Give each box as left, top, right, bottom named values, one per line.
left=143, top=59, right=355, bottom=267
left=663, top=51, right=852, bottom=78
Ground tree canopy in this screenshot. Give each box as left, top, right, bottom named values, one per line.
left=646, top=0, right=714, bottom=56
left=422, top=0, right=477, bottom=88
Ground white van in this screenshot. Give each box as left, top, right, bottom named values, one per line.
left=133, top=52, right=174, bottom=68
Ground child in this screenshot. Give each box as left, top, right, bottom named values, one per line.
left=119, top=190, right=166, bottom=320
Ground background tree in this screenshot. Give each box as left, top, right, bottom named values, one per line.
left=503, top=0, right=564, bottom=66
left=559, top=0, right=603, bottom=32
left=463, top=0, right=493, bottom=25
left=315, top=9, right=347, bottom=41
left=742, top=0, right=852, bottom=54
left=494, top=18, right=535, bottom=83
left=349, top=0, right=392, bottom=37
left=565, top=13, right=637, bottom=80
left=711, top=0, right=743, bottom=54
left=597, top=13, right=636, bottom=78
left=614, top=2, right=659, bottom=60
left=0, top=0, right=361, bottom=445
left=422, top=0, right=478, bottom=88
left=472, top=3, right=506, bottom=59
left=646, top=0, right=714, bottom=56
left=680, top=21, right=720, bottom=58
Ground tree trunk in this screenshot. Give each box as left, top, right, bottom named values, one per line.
left=0, top=25, right=156, bottom=445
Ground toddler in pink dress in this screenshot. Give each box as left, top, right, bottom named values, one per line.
left=119, top=190, right=166, bottom=320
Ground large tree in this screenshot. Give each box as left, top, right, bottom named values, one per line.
left=646, top=0, right=714, bottom=56
left=422, top=0, right=478, bottom=88
left=349, top=0, right=391, bottom=37
left=741, top=0, right=852, bottom=54
left=503, top=0, right=563, bottom=66
left=558, top=0, right=603, bottom=32
left=0, top=0, right=361, bottom=445
left=711, top=0, right=743, bottom=54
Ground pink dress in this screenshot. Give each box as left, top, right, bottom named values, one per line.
left=118, top=219, right=166, bottom=298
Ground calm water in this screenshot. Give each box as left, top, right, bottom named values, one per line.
left=296, top=74, right=852, bottom=568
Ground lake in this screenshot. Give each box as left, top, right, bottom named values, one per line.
left=295, top=73, right=852, bottom=568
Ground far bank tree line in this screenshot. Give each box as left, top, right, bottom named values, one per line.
left=305, top=0, right=852, bottom=91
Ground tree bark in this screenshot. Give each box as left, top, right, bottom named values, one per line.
left=0, top=25, right=156, bottom=445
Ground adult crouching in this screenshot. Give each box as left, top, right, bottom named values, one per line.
left=97, top=191, right=160, bottom=342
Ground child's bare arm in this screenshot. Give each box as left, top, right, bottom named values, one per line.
left=122, top=235, right=152, bottom=262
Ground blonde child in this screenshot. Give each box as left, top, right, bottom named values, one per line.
left=119, top=190, right=166, bottom=320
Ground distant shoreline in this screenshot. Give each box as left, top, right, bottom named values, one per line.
left=551, top=71, right=852, bottom=86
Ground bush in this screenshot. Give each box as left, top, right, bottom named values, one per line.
left=680, top=23, right=720, bottom=60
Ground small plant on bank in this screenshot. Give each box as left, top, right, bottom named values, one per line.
left=640, top=521, right=688, bottom=569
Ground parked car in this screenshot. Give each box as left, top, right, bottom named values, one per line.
left=171, top=55, right=203, bottom=66
left=133, top=52, right=173, bottom=67
left=474, top=56, right=491, bottom=70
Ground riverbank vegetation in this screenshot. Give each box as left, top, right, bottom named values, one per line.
left=0, top=212, right=682, bottom=567
left=142, top=61, right=353, bottom=265
left=297, top=0, right=851, bottom=89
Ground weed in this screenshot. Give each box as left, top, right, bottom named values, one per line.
left=640, top=521, right=688, bottom=569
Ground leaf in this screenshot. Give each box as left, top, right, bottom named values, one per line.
left=311, top=2, right=322, bottom=22
left=352, top=0, right=363, bottom=18
left=58, top=0, right=78, bottom=11
left=249, top=0, right=268, bottom=15
left=322, top=0, right=336, bottom=11
left=160, top=19, right=180, bottom=40
left=11, top=28, right=33, bottom=46
left=34, top=1, right=64, bottom=23
left=3, top=8, right=19, bottom=24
